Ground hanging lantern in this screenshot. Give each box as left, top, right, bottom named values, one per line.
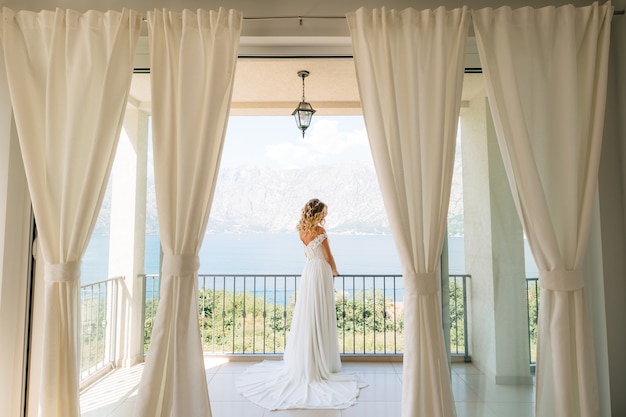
left=292, top=70, right=316, bottom=138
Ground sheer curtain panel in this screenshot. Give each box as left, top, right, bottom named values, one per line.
left=0, top=8, right=140, bottom=417
left=347, top=7, right=469, bottom=417
left=472, top=2, right=612, bottom=416
left=133, top=8, right=241, bottom=417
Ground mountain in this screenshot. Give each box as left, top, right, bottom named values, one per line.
left=96, top=160, right=464, bottom=236
left=207, top=162, right=390, bottom=234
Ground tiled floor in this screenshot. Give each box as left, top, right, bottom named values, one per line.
left=80, top=358, right=535, bottom=417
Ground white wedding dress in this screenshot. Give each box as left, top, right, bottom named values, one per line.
left=235, top=233, right=367, bottom=410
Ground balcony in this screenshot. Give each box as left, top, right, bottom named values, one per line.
left=79, top=274, right=538, bottom=417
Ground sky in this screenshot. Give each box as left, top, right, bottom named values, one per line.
left=220, top=115, right=372, bottom=169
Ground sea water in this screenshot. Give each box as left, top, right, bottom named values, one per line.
left=82, top=233, right=538, bottom=304
left=81, top=233, right=473, bottom=284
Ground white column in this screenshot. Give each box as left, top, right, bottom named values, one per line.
left=460, top=94, right=532, bottom=385
left=108, top=106, right=148, bottom=367
left=0, top=65, right=33, bottom=417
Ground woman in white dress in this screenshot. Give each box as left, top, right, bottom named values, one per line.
left=235, top=198, right=367, bottom=410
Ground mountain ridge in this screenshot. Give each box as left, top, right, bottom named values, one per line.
left=96, top=160, right=464, bottom=236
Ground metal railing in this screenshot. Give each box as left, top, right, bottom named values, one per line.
left=526, top=277, right=539, bottom=364
left=80, top=277, right=121, bottom=382
left=141, top=273, right=472, bottom=358
left=450, top=274, right=471, bottom=361
left=335, top=275, right=403, bottom=355
left=78, top=273, right=538, bottom=380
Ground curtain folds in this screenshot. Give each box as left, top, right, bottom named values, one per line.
left=347, top=7, right=470, bottom=417
left=0, top=8, right=140, bottom=417
left=133, top=8, right=241, bottom=417
left=472, top=2, right=613, bottom=416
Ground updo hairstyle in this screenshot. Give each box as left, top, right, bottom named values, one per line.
left=296, top=198, right=327, bottom=235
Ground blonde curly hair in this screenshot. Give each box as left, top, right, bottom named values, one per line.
left=296, top=198, right=327, bottom=234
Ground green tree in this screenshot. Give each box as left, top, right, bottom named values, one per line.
left=144, top=287, right=406, bottom=355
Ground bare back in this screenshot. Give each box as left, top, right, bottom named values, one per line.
left=299, top=226, right=338, bottom=276
left=299, top=225, right=325, bottom=246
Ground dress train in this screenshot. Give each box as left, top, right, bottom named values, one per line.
left=235, top=233, right=367, bottom=410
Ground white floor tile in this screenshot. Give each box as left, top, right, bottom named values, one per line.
left=487, top=401, right=535, bottom=417
left=80, top=365, right=142, bottom=417
left=452, top=363, right=483, bottom=375
left=210, top=400, right=266, bottom=417
left=355, top=373, right=402, bottom=402
left=217, top=360, right=272, bottom=373
left=341, top=401, right=401, bottom=417
left=391, top=362, right=403, bottom=375
left=204, top=356, right=231, bottom=374
left=460, top=374, right=535, bottom=403
left=208, top=372, right=246, bottom=402
left=451, top=374, right=483, bottom=402
left=262, top=409, right=342, bottom=417
left=106, top=397, right=136, bottom=417
left=81, top=401, right=120, bottom=417
left=341, top=362, right=398, bottom=374
left=80, top=360, right=537, bottom=417
left=455, top=402, right=499, bottom=417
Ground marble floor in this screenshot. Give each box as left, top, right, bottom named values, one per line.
left=80, top=358, right=535, bottom=417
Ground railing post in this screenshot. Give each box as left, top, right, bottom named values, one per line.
left=140, top=274, right=147, bottom=355
left=98, top=277, right=121, bottom=370
left=462, top=274, right=470, bottom=362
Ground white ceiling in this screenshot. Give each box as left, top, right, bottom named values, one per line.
left=230, top=58, right=362, bottom=116
left=127, top=57, right=361, bottom=115
left=127, top=35, right=485, bottom=116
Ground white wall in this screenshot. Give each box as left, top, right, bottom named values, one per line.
left=598, top=16, right=626, bottom=416
left=461, top=96, right=497, bottom=375
left=461, top=95, right=532, bottom=385
left=109, top=109, right=149, bottom=367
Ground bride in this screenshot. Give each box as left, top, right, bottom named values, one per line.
left=235, top=198, right=367, bottom=410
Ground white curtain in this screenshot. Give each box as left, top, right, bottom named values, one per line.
left=347, top=7, right=469, bottom=417
left=472, top=3, right=612, bottom=417
left=0, top=8, right=140, bottom=417
left=133, top=8, right=241, bottom=417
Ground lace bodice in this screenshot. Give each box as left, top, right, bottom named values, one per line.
left=303, top=233, right=327, bottom=260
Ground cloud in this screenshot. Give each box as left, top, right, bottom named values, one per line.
left=265, top=142, right=316, bottom=168
left=266, top=117, right=370, bottom=168
left=307, top=118, right=368, bottom=154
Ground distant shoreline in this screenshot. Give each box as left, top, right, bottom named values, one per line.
left=81, top=233, right=538, bottom=285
